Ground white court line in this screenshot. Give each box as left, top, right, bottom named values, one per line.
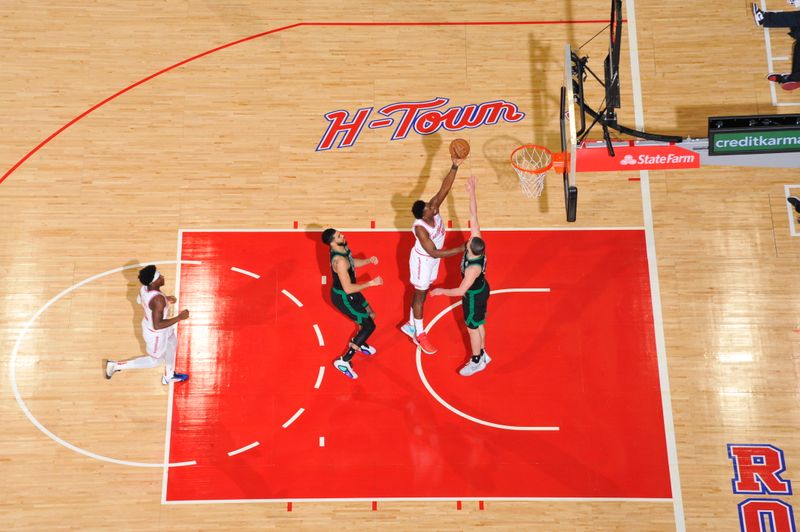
left=314, top=366, right=325, bottom=389
left=418, top=288, right=558, bottom=432
left=180, top=226, right=645, bottom=233
left=170, top=460, right=198, bottom=467
left=281, top=289, right=304, bottom=307
left=162, top=242, right=184, bottom=503
left=626, top=0, right=685, bottom=529
left=163, top=496, right=673, bottom=505
left=7, top=260, right=202, bottom=472
left=282, top=408, right=305, bottom=428
left=312, top=324, right=324, bottom=346
left=227, top=441, right=260, bottom=457
left=231, top=266, right=260, bottom=279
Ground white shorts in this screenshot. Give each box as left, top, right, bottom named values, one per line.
left=409, top=249, right=440, bottom=290
left=143, top=326, right=177, bottom=360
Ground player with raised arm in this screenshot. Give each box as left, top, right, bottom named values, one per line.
left=431, top=176, right=491, bottom=376
left=322, top=228, right=383, bottom=380
left=401, top=154, right=466, bottom=354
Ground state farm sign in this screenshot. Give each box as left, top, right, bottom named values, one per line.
left=576, top=144, right=700, bottom=172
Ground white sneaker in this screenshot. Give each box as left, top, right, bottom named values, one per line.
left=400, top=323, right=416, bottom=340
left=161, top=372, right=189, bottom=385
left=360, top=344, right=377, bottom=355
left=333, top=358, right=358, bottom=379
left=103, top=359, right=116, bottom=379
left=459, top=352, right=492, bottom=377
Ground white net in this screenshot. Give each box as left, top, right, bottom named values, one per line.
left=511, top=145, right=551, bottom=197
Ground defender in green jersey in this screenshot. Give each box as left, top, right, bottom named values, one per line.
left=431, top=176, right=491, bottom=376
left=321, top=228, right=383, bottom=379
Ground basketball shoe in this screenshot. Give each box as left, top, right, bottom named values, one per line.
left=788, top=196, right=800, bottom=213
left=752, top=3, right=765, bottom=27
left=333, top=357, right=358, bottom=379
left=162, top=372, right=189, bottom=385
left=103, top=359, right=118, bottom=379
left=459, top=352, right=492, bottom=377
left=414, top=332, right=438, bottom=355
left=768, top=73, right=792, bottom=83
left=360, top=344, right=377, bottom=355
left=400, top=322, right=416, bottom=340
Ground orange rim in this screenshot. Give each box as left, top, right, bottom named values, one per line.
left=510, top=144, right=566, bottom=174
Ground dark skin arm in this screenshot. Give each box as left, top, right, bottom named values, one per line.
left=150, top=295, right=189, bottom=330
left=414, top=226, right=465, bottom=258
left=334, top=256, right=383, bottom=295
left=427, top=156, right=465, bottom=211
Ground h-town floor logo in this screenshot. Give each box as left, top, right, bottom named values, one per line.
left=316, top=97, right=525, bottom=151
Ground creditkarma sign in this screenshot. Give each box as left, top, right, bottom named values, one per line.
left=710, top=130, right=800, bottom=155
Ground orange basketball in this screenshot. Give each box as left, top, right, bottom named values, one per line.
left=449, top=138, right=470, bottom=159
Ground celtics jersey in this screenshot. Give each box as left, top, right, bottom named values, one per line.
left=461, top=250, right=487, bottom=291
left=330, top=246, right=356, bottom=289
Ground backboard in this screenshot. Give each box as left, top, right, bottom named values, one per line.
left=562, top=44, right=578, bottom=222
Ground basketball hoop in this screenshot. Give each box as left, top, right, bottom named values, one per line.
left=510, top=144, right=566, bottom=198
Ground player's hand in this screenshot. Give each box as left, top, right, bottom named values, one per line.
left=368, top=309, right=376, bottom=319
left=370, top=256, right=379, bottom=265
left=451, top=156, right=465, bottom=167
left=370, top=276, right=384, bottom=287
left=178, top=309, right=190, bottom=320
left=167, top=295, right=177, bottom=304
left=430, top=288, right=444, bottom=296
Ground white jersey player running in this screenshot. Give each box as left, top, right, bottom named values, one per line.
left=402, top=154, right=466, bottom=354
left=104, top=265, right=190, bottom=384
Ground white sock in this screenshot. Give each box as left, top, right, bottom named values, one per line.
left=408, top=308, right=415, bottom=326
left=414, top=318, right=424, bottom=334
left=164, top=338, right=177, bottom=379
left=116, top=356, right=161, bottom=371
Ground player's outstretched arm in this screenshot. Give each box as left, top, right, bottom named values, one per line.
left=415, top=226, right=465, bottom=258
left=428, top=155, right=465, bottom=210
left=431, top=267, right=480, bottom=297
left=334, top=256, right=383, bottom=294
left=353, top=256, right=378, bottom=267
left=466, top=176, right=481, bottom=239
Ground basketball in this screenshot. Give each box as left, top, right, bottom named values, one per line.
left=449, top=138, right=470, bottom=159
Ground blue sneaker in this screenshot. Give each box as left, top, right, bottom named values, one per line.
left=360, top=344, right=377, bottom=355
left=400, top=323, right=416, bottom=340
left=162, top=372, right=189, bottom=385
left=333, top=358, right=358, bottom=379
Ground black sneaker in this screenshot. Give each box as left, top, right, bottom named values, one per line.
left=752, top=3, right=765, bottom=27
left=768, top=73, right=791, bottom=84
left=788, top=196, right=800, bottom=213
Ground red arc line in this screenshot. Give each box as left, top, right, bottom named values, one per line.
left=0, top=19, right=610, bottom=186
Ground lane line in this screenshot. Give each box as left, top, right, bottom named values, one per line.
left=282, top=408, right=305, bottom=429
left=228, top=441, right=260, bottom=457
left=281, top=289, right=304, bottom=307
left=312, top=324, right=325, bottom=346
left=163, top=496, right=674, bottom=505
left=231, top=266, right=260, bottom=279
left=626, top=0, right=685, bottom=529
left=314, top=366, right=325, bottom=389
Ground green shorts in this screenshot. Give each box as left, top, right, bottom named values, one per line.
left=462, top=281, right=489, bottom=329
